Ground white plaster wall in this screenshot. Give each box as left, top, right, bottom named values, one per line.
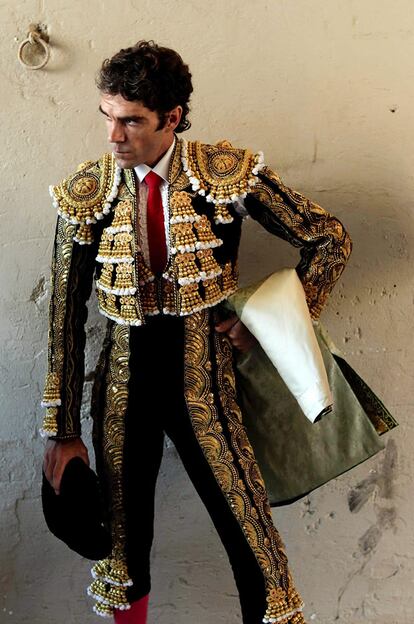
left=0, top=1, right=412, bottom=622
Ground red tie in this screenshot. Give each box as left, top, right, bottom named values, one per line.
left=144, top=171, right=167, bottom=274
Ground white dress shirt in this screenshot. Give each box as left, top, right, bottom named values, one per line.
left=134, top=138, right=176, bottom=267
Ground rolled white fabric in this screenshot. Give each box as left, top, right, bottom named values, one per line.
left=228, top=269, right=333, bottom=422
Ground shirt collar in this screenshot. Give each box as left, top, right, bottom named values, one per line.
left=134, top=137, right=176, bottom=184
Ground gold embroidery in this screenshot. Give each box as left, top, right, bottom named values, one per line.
left=166, top=143, right=192, bottom=314
left=221, top=261, right=239, bottom=295
left=51, top=141, right=243, bottom=324
left=51, top=138, right=349, bottom=326
left=41, top=408, right=59, bottom=436
left=168, top=141, right=190, bottom=191
left=183, top=311, right=305, bottom=624
left=97, top=263, right=114, bottom=290
left=88, top=324, right=132, bottom=616
left=74, top=222, right=94, bottom=244
left=183, top=140, right=263, bottom=209
left=120, top=295, right=140, bottom=322
left=170, top=190, right=201, bottom=224
left=97, top=230, right=134, bottom=262
left=171, top=222, right=198, bottom=253
left=107, top=200, right=133, bottom=232
left=168, top=200, right=225, bottom=312
left=113, top=232, right=133, bottom=257
left=214, top=328, right=305, bottom=623
left=194, top=215, right=222, bottom=249
left=196, top=248, right=222, bottom=279
left=113, top=263, right=135, bottom=293
left=179, top=282, right=204, bottom=314
left=76, top=159, right=95, bottom=172
left=214, top=203, right=234, bottom=225
left=136, top=253, right=155, bottom=285
left=250, top=166, right=352, bottom=319
left=175, top=252, right=200, bottom=285
left=141, top=281, right=159, bottom=315
left=202, top=276, right=222, bottom=306
left=94, top=181, right=144, bottom=323
left=51, top=153, right=121, bottom=243
left=72, top=175, right=98, bottom=197
left=162, top=279, right=175, bottom=314
left=41, top=372, right=61, bottom=406
left=41, top=219, right=76, bottom=436
left=104, top=293, right=119, bottom=318
left=97, top=230, right=113, bottom=259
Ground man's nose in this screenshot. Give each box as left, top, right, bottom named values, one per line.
left=108, top=121, right=125, bottom=143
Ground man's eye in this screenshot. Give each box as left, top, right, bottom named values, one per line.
left=125, top=119, right=139, bottom=126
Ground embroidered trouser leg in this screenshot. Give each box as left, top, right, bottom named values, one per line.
left=93, top=315, right=305, bottom=623
left=123, top=315, right=268, bottom=623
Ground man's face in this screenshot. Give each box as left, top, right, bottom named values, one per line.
left=99, top=93, right=182, bottom=169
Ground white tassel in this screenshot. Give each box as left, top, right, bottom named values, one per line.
left=98, top=308, right=142, bottom=326
left=95, top=255, right=134, bottom=264
left=39, top=428, right=56, bottom=438
left=96, top=283, right=137, bottom=296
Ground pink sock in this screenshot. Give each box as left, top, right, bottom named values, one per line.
left=114, top=594, right=149, bottom=624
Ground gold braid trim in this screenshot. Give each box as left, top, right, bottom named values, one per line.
left=95, top=185, right=144, bottom=326
left=181, top=139, right=264, bottom=222
left=40, top=219, right=76, bottom=437
left=50, top=153, right=122, bottom=244
left=93, top=183, right=238, bottom=322
left=183, top=311, right=305, bottom=624
left=249, top=166, right=352, bottom=320
left=87, top=324, right=132, bottom=617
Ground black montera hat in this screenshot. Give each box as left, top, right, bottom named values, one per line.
left=41, top=457, right=112, bottom=560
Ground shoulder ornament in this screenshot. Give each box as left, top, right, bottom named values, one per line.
left=181, top=139, right=264, bottom=223
left=49, top=153, right=122, bottom=243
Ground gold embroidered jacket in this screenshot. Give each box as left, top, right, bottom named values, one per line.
left=41, top=138, right=352, bottom=439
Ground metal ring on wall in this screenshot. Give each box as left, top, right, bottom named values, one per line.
left=18, top=29, right=50, bottom=70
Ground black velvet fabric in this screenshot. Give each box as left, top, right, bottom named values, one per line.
left=122, top=315, right=268, bottom=624
left=41, top=457, right=112, bottom=560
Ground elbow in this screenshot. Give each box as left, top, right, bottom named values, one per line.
left=342, top=227, right=353, bottom=266
left=330, top=217, right=352, bottom=267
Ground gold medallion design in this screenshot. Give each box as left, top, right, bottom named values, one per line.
left=70, top=174, right=99, bottom=199
left=181, top=139, right=264, bottom=223
left=50, top=153, right=121, bottom=241
left=210, top=150, right=239, bottom=176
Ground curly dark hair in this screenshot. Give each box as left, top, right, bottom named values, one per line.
left=97, top=40, right=193, bottom=133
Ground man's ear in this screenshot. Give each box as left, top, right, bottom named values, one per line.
left=165, top=106, right=183, bottom=130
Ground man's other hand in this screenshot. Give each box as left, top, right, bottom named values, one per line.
left=215, top=314, right=257, bottom=353
left=43, top=438, right=89, bottom=495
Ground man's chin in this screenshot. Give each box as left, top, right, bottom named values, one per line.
left=113, top=153, right=138, bottom=169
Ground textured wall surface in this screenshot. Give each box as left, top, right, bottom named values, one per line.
left=0, top=1, right=412, bottom=622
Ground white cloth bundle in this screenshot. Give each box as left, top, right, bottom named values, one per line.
left=227, top=269, right=333, bottom=422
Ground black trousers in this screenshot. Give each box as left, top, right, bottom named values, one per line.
left=122, top=315, right=268, bottom=623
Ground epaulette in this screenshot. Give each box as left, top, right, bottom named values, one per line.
left=181, top=139, right=264, bottom=223
left=50, top=153, right=122, bottom=243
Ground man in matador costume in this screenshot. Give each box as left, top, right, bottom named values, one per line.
left=41, top=40, right=353, bottom=624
